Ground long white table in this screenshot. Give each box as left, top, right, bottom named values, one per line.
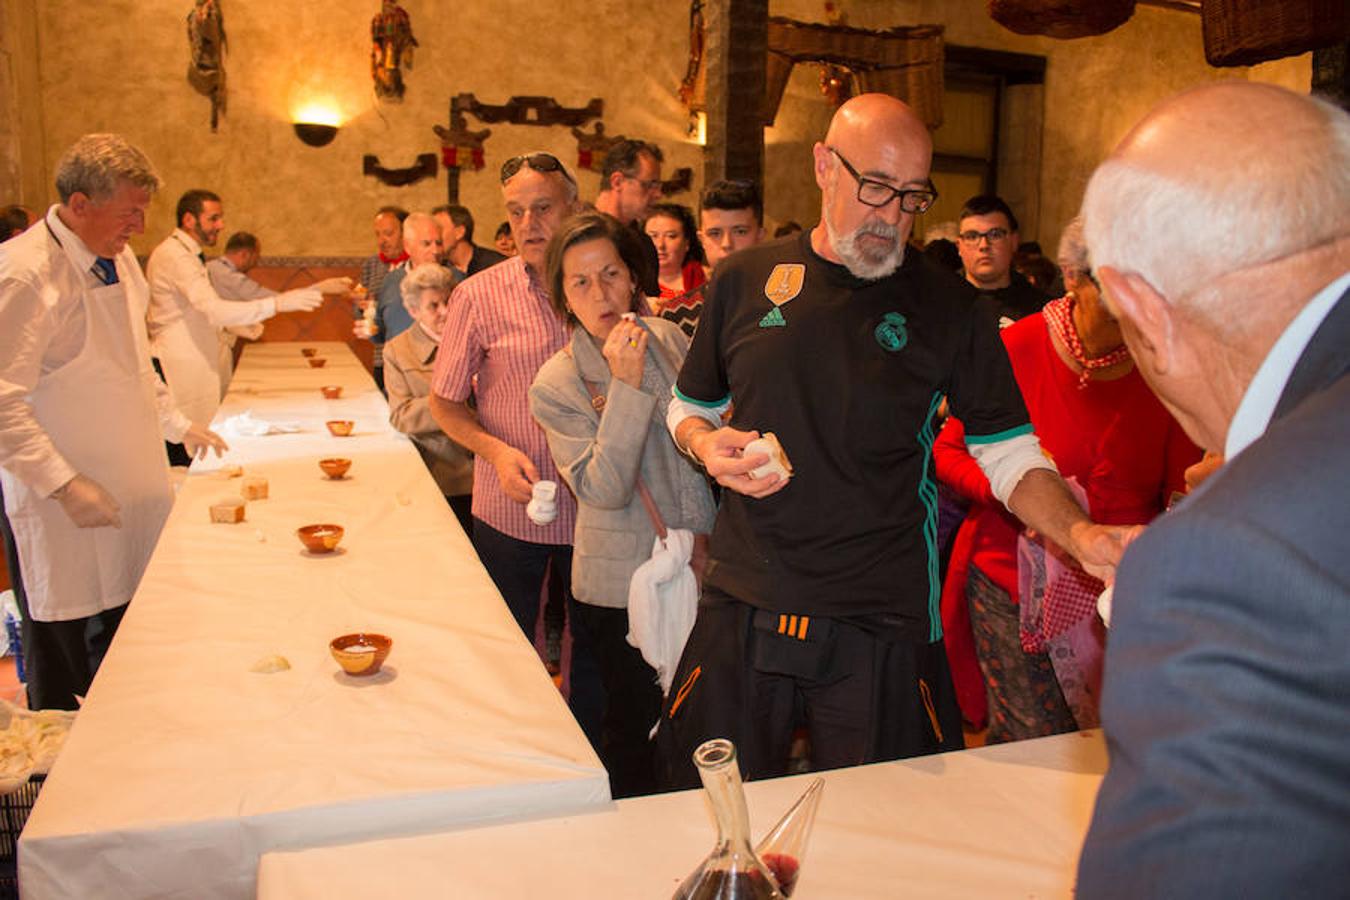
left=258, top=730, right=1108, bottom=898
left=18, top=343, right=609, bottom=899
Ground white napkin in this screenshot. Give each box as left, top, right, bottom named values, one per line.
left=627, top=529, right=699, bottom=700
left=218, top=410, right=302, bottom=437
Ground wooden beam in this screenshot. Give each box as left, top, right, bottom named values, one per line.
left=702, top=0, right=767, bottom=186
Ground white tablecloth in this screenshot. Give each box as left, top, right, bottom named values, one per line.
left=18, top=343, right=609, bottom=899
left=258, top=730, right=1108, bottom=899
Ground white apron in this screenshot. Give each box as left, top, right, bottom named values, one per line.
left=0, top=239, right=174, bottom=622
left=153, top=298, right=231, bottom=426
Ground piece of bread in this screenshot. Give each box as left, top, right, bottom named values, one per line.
left=210, top=498, right=246, bottom=523
left=240, top=476, right=269, bottom=500
left=745, top=432, right=792, bottom=482
left=249, top=654, right=291, bottom=674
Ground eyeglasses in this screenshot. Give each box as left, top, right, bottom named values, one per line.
left=500, top=152, right=577, bottom=187
left=828, top=147, right=937, bottom=214
left=625, top=173, right=663, bottom=193
left=958, top=227, right=1010, bottom=245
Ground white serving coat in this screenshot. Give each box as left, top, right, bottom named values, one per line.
left=145, top=228, right=279, bottom=424
left=0, top=210, right=187, bottom=621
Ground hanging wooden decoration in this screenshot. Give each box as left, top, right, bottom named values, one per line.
left=457, top=94, right=604, bottom=128
left=186, top=0, right=227, bottom=131
left=371, top=1, right=418, bottom=100
left=572, top=123, right=623, bottom=173
left=363, top=153, right=438, bottom=187
left=433, top=95, right=492, bottom=172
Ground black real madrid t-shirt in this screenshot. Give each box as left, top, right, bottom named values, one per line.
left=676, top=230, right=1031, bottom=641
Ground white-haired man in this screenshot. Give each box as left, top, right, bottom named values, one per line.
left=1076, top=82, right=1350, bottom=898
left=429, top=153, right=603, bottom=744
left=357, top=212, right=447, bottom=394
left=662, top=93, right=1136, bottom=786
left=0, top=134, right=226, bottom=709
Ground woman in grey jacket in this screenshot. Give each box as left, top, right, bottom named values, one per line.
left=529, top=212, right=715, bottom=797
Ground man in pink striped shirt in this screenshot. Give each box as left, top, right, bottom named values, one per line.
left=430, top=153, right=602, bottom=741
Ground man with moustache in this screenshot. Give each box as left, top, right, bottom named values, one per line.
left=0, top=135, right=226, bottom=709
left=662, top=94, right=1136, bottom=784
left=429, top=153, right=603, bottom=743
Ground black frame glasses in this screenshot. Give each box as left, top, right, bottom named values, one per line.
left=957, top=227, right=1010, bottom=245
left=828, top=147, right=937, bottom=214
left=500, top=152, right=576, bottom=187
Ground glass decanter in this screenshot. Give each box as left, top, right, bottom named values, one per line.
left=755, top=777, right=824, bottom=897
left=673, top=739, right=783, bottom=899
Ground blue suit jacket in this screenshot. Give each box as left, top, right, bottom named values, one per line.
left=1077, top=287, right=1350, bottom=898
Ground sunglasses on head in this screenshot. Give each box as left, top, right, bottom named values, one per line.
left=500, top=152, right=575, bottom=186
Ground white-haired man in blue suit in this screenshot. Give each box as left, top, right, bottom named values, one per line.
left=1076, top=81, right=1350, bottom=897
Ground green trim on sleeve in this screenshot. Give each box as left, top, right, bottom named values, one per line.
left=964, top=423, right=1034, bottom=446
left=673, top=385, right=731, bottom=408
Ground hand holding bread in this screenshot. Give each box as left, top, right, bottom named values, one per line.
left=687, top=426, right=790, bottom=499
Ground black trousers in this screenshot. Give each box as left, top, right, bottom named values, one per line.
left=1, top=481, right=129, bottom=710
left=659, top=589, right=964, bottom=789
left=569, top=601, right=662, bottom=798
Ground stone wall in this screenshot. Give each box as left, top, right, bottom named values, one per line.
left=3, top=0, right=1310, bottom=260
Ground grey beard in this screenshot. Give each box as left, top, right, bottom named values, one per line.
left=825, top=216, right=905, bottom=280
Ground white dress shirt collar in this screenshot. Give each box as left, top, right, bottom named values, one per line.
left=171, top=227, right=204, bottom=259
left=45, top=204, right=99, bottom=275
left=1225, top=271, right=1350, bottom=460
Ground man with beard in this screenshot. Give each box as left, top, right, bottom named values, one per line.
left=147, top=190, right=342, bottom=430
left=661, top=94, right=1135, bottom=784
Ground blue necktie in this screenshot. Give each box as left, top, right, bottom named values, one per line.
left=92, top=257, right=119, bottom=285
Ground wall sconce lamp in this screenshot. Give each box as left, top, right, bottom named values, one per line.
left=291, top=101, right=342, bottom=147
left=293, top=122, right=339, bottom=147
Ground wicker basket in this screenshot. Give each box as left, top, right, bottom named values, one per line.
left=765, top=18, right=945, bottom=128
left=1202, top=0, right=1350, bottom=67
left=0, top=776, right=44, bottom=900
left=988, top=0, right=1136, bottom=39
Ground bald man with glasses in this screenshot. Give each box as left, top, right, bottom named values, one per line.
left=661, top=94, right=1135, bottom=786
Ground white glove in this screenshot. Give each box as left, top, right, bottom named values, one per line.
left=276, top=289, right=324, bottom=313
left=311, top=276, right=354, bottom=295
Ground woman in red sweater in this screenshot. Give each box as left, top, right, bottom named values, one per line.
left=935, top=217, right=1199, bottom=743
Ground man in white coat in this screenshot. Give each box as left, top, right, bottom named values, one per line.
left=0, top=134, right=226, bottom=710
left=145, top=190, right=349, bottom=429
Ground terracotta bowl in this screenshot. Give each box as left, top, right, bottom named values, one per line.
left=330, top=632, right=392, bottom=676
left=301, top=347, right=318, bottom=358
left=307, top=357, right=328, bottom=368
left=326, top=420, right=354, bottom=437
left=319, top=457, right=351, bottom=479
left=320, top=385, right=343, bottom=399
left=296, top=523, right=344, bottom=553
